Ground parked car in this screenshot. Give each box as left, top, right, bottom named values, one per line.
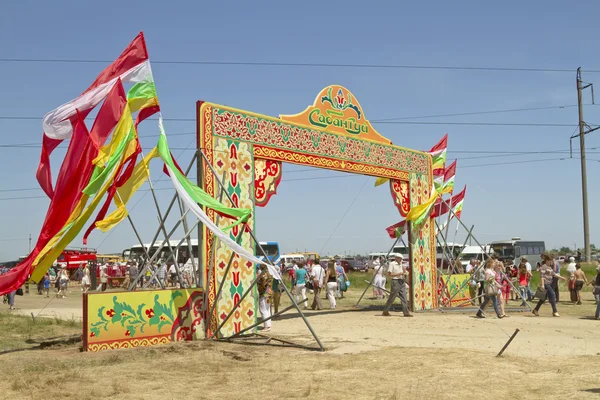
left=344, top=259, right=367, bottom=272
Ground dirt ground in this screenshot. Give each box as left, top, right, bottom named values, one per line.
left=2, top=288, right=600, bottom=399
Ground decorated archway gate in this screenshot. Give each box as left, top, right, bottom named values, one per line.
left=198, top=85, right=437, bottom=336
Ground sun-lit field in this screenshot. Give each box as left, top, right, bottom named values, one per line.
left=2, top=272, right=600, bottom=399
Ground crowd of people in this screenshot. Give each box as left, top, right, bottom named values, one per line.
left=468, top=253, right=600, bottom=319
left=3, top=251, right=600, bottom=327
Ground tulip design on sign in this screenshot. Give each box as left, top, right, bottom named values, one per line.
left=280, top=85, right=391, bottom=145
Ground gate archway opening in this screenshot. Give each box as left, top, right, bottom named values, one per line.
left=197, top=85, right=437, bottom=338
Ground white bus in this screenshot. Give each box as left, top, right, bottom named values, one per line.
left=279, top=254, right=306, bottom=269
left=393, top=242, right=464, bottom=259
left=459, top=245, right=491, bottom=267
left=490, top=238, right=546, bottom=268
left=126, top=239, right=199, bottom=268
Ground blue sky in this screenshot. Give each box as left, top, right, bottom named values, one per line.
left=0, top=1, right=599, bottom=260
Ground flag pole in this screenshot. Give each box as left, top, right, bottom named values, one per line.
left=438, top=198, right=530, bottom=311
left=199, top=150, right=324, bottom=351
left=355, top=235, right=401, bottom=307
left=129, top=154, right=197, bottom=289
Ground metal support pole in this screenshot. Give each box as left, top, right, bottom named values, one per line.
left=577, top=68, right=591, bottom=262
left=436, top=222, right=457, bottom=275
left=204, top=224, right=246, bottom=338
left=177, top=196, right=197, bottom=287
left=438, top=198, right=530, bottom=311
left=228, top=298, right=309, bottom=339
left=355, top=235, right=401, bottom=307
left=199, top=150, right=324, bottom=351
left=130, top=154, right=197, bottom=288
left=114, top=189, right=162, bottom=290
left=208, top=270, right=265, bottom=340
left=129, top=208, right=191, bottom=290
left=142, top=218, right=202, bottom=289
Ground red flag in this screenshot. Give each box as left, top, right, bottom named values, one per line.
left=36, top=33, right=148, bottom=199
left=429, top=133, right=448, bottom=154
left=431, top=186, right=466, bottom=218
left=385, top=220, right=407, bottom=239
left=0, top=115, right=100, bottom=294
left=443, top=160, right=456, bottom=182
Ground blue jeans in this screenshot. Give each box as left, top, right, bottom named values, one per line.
left=519, top=286, right=529, bottom=304
left=7, top=291, right=15, bottom=307
left=477, top=295, right=501, bottom=317
left=526, top=283, right=535, bottom=300
left=535, top=283, right=557, bottom=313
left=596, top=302, right=600, bottom=319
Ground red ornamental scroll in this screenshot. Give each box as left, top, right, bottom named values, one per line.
left=389, top=179, right=410, bottom=217
left=254, top=158, right=282, bottom=207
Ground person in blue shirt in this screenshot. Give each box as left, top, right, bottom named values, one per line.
left=294, top=266, right=308, bottom=308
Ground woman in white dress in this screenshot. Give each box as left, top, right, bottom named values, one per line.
left=372, top=258, right=382, bottom=298
left=81, top=264, right=91, bottom=293
left=380, top=258, right=388, bottom=298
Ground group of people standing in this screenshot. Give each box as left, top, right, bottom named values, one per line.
left=470, top=252, right=600, bottom=319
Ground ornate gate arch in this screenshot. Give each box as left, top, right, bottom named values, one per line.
left=198, top=85, right=437, bottom=336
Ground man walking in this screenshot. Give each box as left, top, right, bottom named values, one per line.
left=157, top=263, right=167, bottom=288
left=551, top=255, right=561, bottom=302
left=310, top=260, right=325, bottom=310
left=382, top=254, right=413, bottom=317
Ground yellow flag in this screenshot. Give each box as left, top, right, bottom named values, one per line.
left=374, top=177, right=389, bottom=187
left=30, top=111, right=133, bottom=283
left=95, top=146, right=159, bottom=232
left=406, top=191, right=438, bottom=223
left=92, top=107, right=133, bottom=167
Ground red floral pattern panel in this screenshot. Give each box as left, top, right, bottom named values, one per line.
left=390, top=179, right=410, bottom=217
left=254, top=158, right=282, bottom=207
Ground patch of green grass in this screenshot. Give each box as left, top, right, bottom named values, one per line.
left=0, top=311, right=80, bottom=351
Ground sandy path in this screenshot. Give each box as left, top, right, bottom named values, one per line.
left=272, top=307, right=600, bottom=357
left=11, top=290, right=600, bottom=359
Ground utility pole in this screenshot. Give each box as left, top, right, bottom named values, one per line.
left=576, top=68, right=598, bottom=262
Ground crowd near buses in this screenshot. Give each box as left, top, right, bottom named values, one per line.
left=2, top=236, right=592, bottom=298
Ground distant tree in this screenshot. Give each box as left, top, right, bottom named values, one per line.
left=559, top=247, right=573, bottom=255
left=591, top=244, right=597, bottom=251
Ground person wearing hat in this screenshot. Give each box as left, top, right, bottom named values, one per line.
left=382, top=254, right=412, bottom=317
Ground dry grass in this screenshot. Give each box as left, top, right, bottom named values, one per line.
left=1, top=340, right=600, bottom=399
left=0, top=311, right=80, bottom=351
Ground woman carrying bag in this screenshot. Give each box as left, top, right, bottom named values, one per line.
left=475, top=257, right=503, bottom=319
left=532, top=256, right=566, bottom=317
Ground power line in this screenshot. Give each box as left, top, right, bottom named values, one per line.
left=372, top=121, right=575, bottom=127
left=371, top=104, right=586, bottom=122
left=0, top=115, right=576, bottom=127
left=319, top=177, right=370, bottom=254
left=1, top=157, right=588, bottom=202
left=0, top=57, right=599, bottom=73
left=460, top=157, right=568, bottom=169
left=1, top=149, right=598, bottom=195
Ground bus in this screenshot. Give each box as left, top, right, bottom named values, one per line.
left=393, top=242, right=464, bottom=268
left=459, top=245, right=491, bottom=268
left=299, top=252, right=320, bottom=262
left=126, top=239, right=199, bottom=267
left=258, top=242, right=280, bottom=264
left=490, top=238, right=546, bottom=268
left=393, top=243, right=464, bottom=259
left=55, top=248, right=97, bottom=269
